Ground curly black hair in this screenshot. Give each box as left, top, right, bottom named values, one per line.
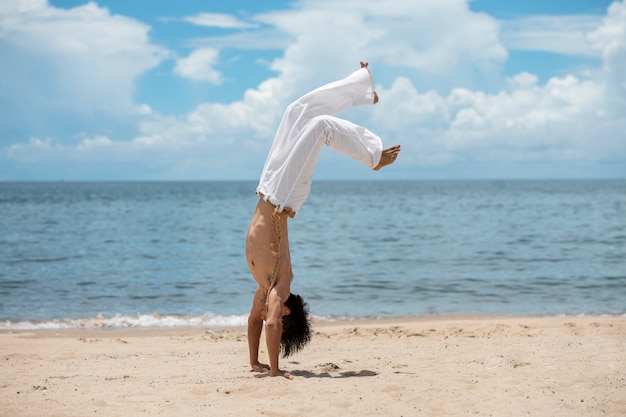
left=280, top=293, right=312, bottom=358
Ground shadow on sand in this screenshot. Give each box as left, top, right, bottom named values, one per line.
left=292, top=369, right=378, bottom=378
left=254, top=369, right=378, bottom=379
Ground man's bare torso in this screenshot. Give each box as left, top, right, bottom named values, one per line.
left=245, top=198, right=293, bottom=294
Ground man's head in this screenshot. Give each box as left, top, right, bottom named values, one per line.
left=280, top=293, right=311, bottom=357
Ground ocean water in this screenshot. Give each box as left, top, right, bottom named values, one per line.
left=1, top=180, right=624, bottom=329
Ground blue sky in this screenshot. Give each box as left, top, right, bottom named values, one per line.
left=1, top=0, right=625, bottom=180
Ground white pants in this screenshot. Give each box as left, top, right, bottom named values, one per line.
left=257, top=68, right=383, bottom=215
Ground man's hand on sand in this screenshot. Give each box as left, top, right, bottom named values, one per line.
left=271, top=369, right=292, bottom=379
left=251, top=361, right=271, bottom=373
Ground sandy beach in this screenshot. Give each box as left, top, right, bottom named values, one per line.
left=1, top=316, right=624, bottom=417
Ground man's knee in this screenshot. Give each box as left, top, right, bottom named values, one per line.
left=309, top=116, right=334, bottom=145
left=310, top=115, right=335, bottom=129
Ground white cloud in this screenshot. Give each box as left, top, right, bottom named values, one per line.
left=589, top=1, right=626, bottom=56
left=588, top=0, right=626, bottom=114
left=0, top=0, right=168, bottom=152
left=183, top=12, right=256, bottom=29
left=173, top=47, right=222, bottom=84
left=370, top=64, right=623, bottom=167
left=186, top=28, right=293, bottom=51
left=0, top=0, right=167, bottom=116
left=501, top=15, right=603, bottom=57
left=2, top=0, right=625, bottom=180
left=256, top=0, right=507, bottom=84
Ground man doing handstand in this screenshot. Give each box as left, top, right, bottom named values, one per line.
left=246, top=62, right=401, bottom=378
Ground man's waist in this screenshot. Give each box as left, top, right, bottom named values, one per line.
left=257, top=192, right=296, bottom=218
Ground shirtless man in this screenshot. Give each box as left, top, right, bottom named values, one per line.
left=246, top=62, right=401, bottom=378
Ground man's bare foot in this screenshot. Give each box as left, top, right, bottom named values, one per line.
left=271, top=368, right=292, bottom=379
left=251, top=361, right=271, bottom=373
left=374, top=144, right=401, bottom=170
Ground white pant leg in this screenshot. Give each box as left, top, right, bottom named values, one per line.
left=313, top=115, right=383, bottom=169
left=257, top=69, right=380, bottom=214
left=259, top=115, right=383, bottom=215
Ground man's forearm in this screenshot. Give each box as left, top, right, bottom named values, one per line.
left=248, top=315, right=263, bottom=365
left=265, top=319, right=282, bottom=375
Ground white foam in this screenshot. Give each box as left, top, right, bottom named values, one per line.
left=0, top=313, right=249, bottom=330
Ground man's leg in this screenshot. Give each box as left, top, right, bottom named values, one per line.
left=282, top=115, right=398, bottom=195
left=258, top=114, right=400, bottom=215
left=302, top=115, right=402, bottom=170
left=311, top=115, right=400, bottom=170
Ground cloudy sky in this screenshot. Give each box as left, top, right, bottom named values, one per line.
left=1, top=0, right=625, bottom=181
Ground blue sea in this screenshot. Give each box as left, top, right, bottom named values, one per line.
left=1, top=180, right=625, bottom=329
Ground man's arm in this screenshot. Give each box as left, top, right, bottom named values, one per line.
left=265, top=287, right=290, bottom=378
left=248, top=286, right=269, bottom=372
